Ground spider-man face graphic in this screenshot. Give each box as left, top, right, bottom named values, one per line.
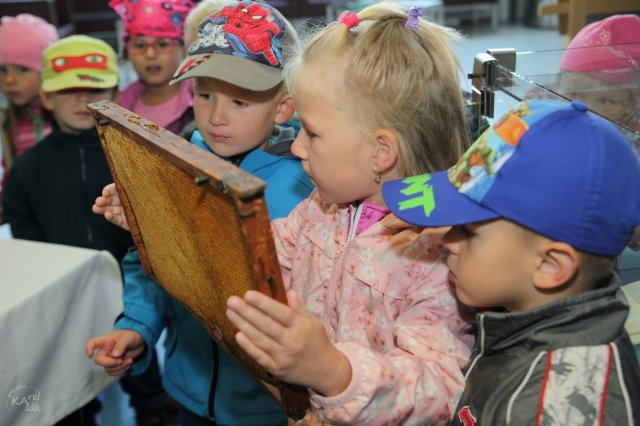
left=187, top=2, right=284, bottom=68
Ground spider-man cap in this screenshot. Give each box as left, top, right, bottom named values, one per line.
left=382, top=100, right=640, bottom=256
left=171, top=1, right=291, bottom=91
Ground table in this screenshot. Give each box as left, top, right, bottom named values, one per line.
left=0, top=240, right=123, bottom=426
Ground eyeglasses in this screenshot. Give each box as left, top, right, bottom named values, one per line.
left=126, top=38, right=181, bottom=55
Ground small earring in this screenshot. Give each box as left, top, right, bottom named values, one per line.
left=374, top=171, right=381, bottom=184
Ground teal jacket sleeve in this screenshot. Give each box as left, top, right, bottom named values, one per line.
left=114, top=250, right=171, bottom=375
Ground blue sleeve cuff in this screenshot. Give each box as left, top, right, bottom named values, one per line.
left=114, top=313, right=158, bottom=375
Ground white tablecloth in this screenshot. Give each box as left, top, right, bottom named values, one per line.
left=0, top=240, right=123, bottom=426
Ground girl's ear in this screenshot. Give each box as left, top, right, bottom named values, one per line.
left=40, top=89, right=54, bottom=111
left=371, top=129, right=399, bottom=174
left=532, top=241, right=579, bottom=290
left=273, top=94, right=295, bottom=124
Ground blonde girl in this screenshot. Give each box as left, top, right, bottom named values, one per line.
left=226, top=3, right=473, bottom=424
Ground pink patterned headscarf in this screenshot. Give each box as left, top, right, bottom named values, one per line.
left=109, top=0, right=196, bottom=42
left=560, top=14, right=640, bottom=83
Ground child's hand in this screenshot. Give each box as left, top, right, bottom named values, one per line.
left=289, top=411, right=327, bottom=425
left=226, top=290, right=352, bottom=397
left=92, top=183, right=130, bottom=231
left=85, top=330, right=146, bottom=376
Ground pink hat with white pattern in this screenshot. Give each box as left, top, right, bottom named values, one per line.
left=560, top=14, right=640, bottom=83
left=109, top=0, right=195, bottom=42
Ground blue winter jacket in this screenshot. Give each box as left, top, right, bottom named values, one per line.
left=115, top=128, right=313, bottom=424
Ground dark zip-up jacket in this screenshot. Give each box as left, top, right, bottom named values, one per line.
left=452, top=276, right=640, bottom=426
left=2, top=122, right=132, bottom=260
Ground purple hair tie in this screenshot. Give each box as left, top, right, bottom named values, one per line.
left=338, top=11, right=359, bottom=29
left=405, top=6, right=422, bottom=31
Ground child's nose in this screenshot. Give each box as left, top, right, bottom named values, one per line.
left=144, top=45, right=158, bottom=58
left=208, top=103, right=227, bottom=125
left=290, top=134, right=306, bottom=160
left=441, top=228, right=459, bottom=254
left=3, top=69, right=16, bottom=84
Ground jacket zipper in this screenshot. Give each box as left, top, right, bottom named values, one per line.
left=464, top=314, right=485, bottom=380
left=208, top=339, right=218, bottom=422
left=346, top=203, right=363, bottom=244
left=329, top=204, right=361, bottom=332
left=78, top=146, right=93, bottom=245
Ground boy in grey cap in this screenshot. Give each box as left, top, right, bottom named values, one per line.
left=86, top=2, right=313, bottom=424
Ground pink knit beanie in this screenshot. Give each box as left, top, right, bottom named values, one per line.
left=0, top=14, right=59, bottom=71
left=560, top=14, right=640, bottom=83
left=109, top=0, right=195, bottom=42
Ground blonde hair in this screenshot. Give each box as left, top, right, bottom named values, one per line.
left=284, top=2, right=470, bottom=176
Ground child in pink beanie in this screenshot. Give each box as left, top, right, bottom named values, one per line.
left=110, top=0, right=196, bottom=135
left=558, top=14, right=640, bottom=152
left=0, top=14, right=58, bottom=221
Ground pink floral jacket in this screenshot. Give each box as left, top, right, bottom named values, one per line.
left=272, top=190, right=474, bottom=425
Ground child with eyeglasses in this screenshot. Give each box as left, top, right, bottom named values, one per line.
left=110, top=0, right=195, bottom=135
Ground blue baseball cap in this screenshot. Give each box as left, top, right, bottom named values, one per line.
left=382, top=100, right=640, bottom=256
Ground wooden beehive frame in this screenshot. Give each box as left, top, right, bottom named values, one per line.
left=88, top=100, right=309, bottom=419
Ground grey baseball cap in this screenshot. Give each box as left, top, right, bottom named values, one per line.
left=171, top=1, right=288, bottom=91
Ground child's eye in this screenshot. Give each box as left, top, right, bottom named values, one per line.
left=16, top=66, right=30, bottom=74
left=232, top=99, right=247, bottom=107
left=197, top=93, right=213, bottom=101
left=0, top=65, right=6, bottom=74
left=304, top=127, right=317, bottom=139
left=460, top=225, right=475, bottom=237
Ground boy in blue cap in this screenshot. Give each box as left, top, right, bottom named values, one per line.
left=382, top=100, right=640, bottom=425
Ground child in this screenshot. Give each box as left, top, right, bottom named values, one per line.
left=3, top=34, right=132, bottom=255
left=557, top=14, right=640, bottom=154
left=382, top=99, right=640, bottom=425
left=225, top=4, right=473, bottom=424
left=1, top=34, right=134, bottom=425
left=110, top=0, right=195, bottom=135
left=86, top=2, right=314, bottom=424
left=0, top=14, right=58, bottom=221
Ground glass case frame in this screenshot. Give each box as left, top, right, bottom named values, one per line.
left=467, top=44, right=640, bottom=283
